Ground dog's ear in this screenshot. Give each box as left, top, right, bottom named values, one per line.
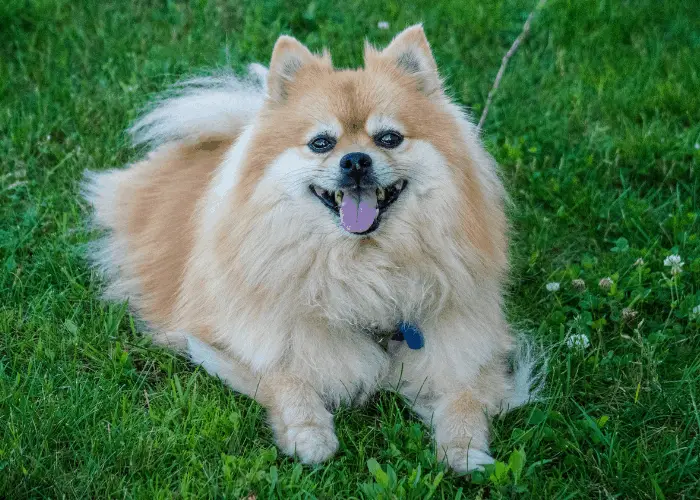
left=365, top=24, right=441, bottom=96
left=267, top=35, right=331, bottom=102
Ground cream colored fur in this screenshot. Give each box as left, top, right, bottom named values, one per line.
left=84, top=25, right=542, bottom=472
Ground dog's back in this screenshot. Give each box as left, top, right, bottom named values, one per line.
left=84, top=140, right=231, bottom=330
left=83, top=74, right=264, bottom=335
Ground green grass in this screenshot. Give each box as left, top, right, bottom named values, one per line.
left=1, top=0, right=699, bottom=497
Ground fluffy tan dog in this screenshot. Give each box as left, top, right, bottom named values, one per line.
left=84, top=25, right=539, bottom=472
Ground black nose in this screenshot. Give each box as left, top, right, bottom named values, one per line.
left=339, top=152, right=373, bottom=184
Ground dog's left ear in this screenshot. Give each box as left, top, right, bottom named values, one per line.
left=365, top=24, right=441, bottom=95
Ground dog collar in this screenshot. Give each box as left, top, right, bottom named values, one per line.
left=391, top=322, right=424, bottom=350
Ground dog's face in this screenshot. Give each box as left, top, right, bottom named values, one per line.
left=277, top=73, right=417, bottom=236
left=242, top=26, right=478, bottom=244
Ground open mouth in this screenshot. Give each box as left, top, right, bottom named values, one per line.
left=309, top=180, right=407, bottom=235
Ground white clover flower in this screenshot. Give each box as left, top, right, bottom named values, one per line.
left=377, top=21, right=390, bottom=29
left=546, top=282, right=560, bottom=292
left=664, top=255, right=682, bottom=266
left=566, top=334, right=590, bottom=349
left=664, top=254, right=684, bottom=275
left=621, top=307, right=638, bottom=322
left=571, top=279, right=586, bottom=292
left=692, top=305, right=700, bottom=319
left=599, top=277, right=613, bottom=290
left=695, top=143, right=699, bottom=150
left=634, top=258, right=644, bottom=267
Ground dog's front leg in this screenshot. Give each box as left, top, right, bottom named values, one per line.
left=419, top=390, right=495, bottom=473
left=258, top=374, right=339, bottom=464
left=388, top=314, right=511, bottom=472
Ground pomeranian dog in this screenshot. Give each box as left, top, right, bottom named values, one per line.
left=84, top=25, right=540, bottom=472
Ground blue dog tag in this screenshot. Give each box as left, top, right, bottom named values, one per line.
left=398, top=322, right=424, bottom=350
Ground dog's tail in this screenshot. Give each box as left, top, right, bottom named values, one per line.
left=186, top=335, right=262, bottom=399
left=129, top=64, right=268, bottom=148
left=501, top=336, right=547, bottom=413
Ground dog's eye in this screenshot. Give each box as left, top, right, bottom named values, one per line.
left=308, top=136, right=336, bottom=153
left=374, top=131, right=404, bottom=149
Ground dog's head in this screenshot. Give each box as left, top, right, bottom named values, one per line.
left=238, top=25, right=501, bottom=260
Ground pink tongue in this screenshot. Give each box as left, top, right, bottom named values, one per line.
left=339, top=190, right=379, bottom=233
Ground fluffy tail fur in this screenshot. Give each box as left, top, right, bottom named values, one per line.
left=502, top=336, right=547, bottom=413
left=129, top=64, right=267, bottom=148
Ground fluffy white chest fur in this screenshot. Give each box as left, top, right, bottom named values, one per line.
left=84, top=25, right=541, bottom=473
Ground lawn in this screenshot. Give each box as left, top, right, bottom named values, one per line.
left=1, top=0, right=699, bottom=497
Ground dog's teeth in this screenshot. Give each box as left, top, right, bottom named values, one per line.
left=376, top=187, right=386, bottom=201
left=394, top=180, right=404, bottom=190
left=335, top=190, right=343, bottom=205
left=314, top=186, right=325, bottom=197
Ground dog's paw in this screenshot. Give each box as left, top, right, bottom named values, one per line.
left=285, top=424, right=339, bottom=464
left=439, top=444, right=495, bottom=473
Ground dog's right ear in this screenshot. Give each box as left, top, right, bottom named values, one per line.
left=267, top=36, right=331, bottom=102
